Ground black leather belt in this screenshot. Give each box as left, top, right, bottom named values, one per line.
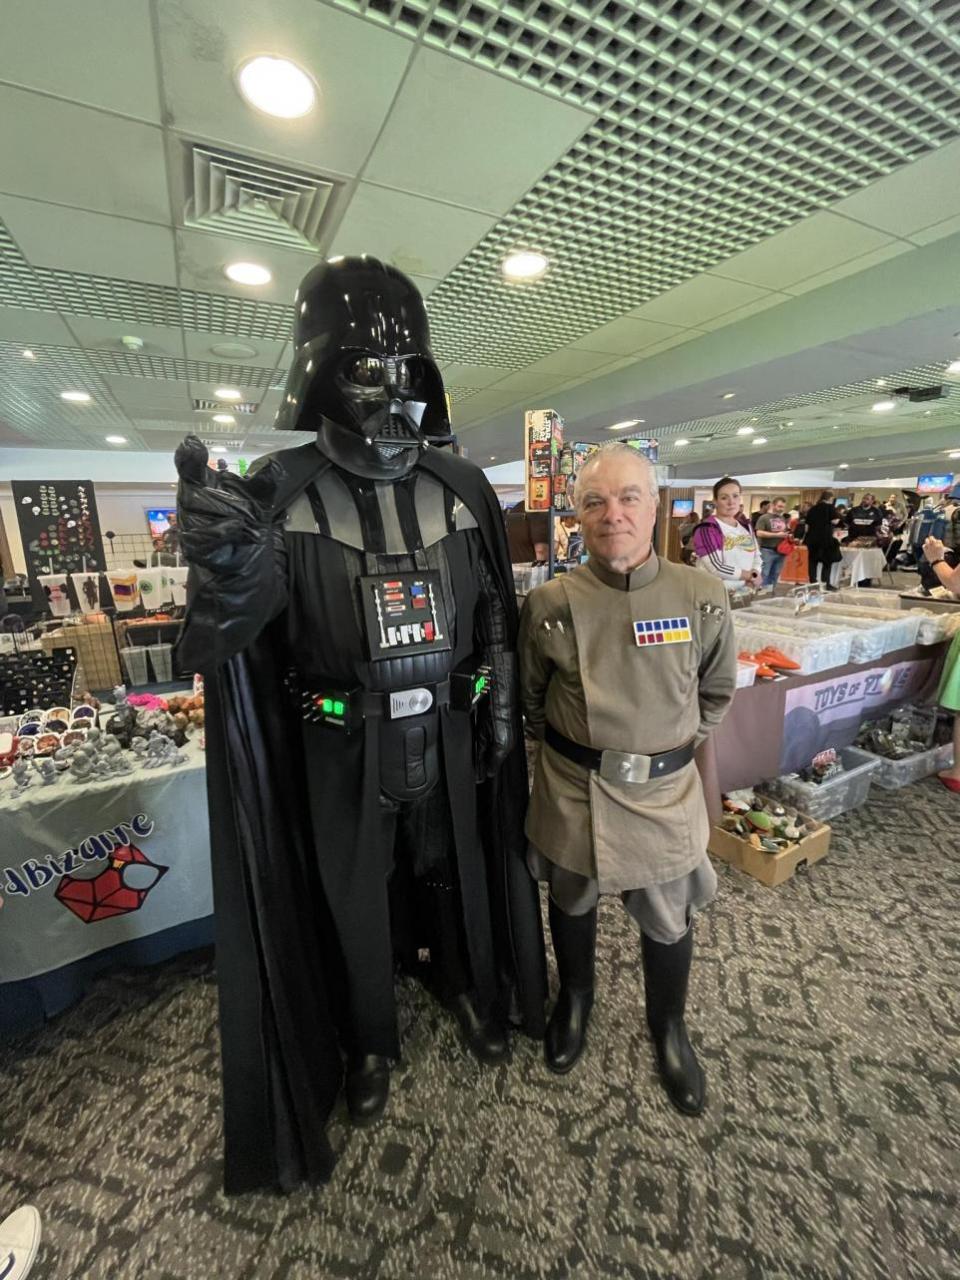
left=544, top=723, right=695, bottom=784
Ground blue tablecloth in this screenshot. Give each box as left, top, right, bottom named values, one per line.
left=0, top=740, right=213, bottom=1034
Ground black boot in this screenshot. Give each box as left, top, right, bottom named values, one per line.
left=641, top=926, right=706, bottom=1116
left=346, top=1054, right=391, bottom=1126
left=545, top=899, right=597, bottom=1074
left=449, top=991, right=510, bottom=1064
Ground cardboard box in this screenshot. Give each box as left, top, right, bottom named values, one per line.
left=708, top=809, right=831, bottom=887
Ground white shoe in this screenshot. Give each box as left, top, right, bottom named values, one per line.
left=0, top=1205, right=41, bottom=1280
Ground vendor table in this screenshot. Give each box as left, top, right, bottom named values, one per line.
left=696, top=640, right=948, bottom=820
left=830, top=545, right=887, bottom=587
left=0, top=740, right=212, bottom=1033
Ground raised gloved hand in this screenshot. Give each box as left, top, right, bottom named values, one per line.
left=175, top=436, right=281, bottom=569
left=475, top=648, right=517, bottom=780
left=174, top=436, right=287, bottom=669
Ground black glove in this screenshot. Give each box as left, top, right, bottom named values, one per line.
left=175, top=436, right=281, bottom=569
left=474, top=648, right=517, bottom=780
left=174, top=436, right=287, bottom=670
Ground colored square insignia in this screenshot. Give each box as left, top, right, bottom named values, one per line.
left=634, top=616, right=692, bottom=647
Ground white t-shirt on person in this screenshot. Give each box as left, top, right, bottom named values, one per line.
left=717, top=518, right=760, bottom=584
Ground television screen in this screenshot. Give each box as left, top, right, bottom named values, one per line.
left=146, top=508, right=177, bottom=539
left=671, top=498, right=694, bottom=517
left=917, top=474, right=954, bottom=494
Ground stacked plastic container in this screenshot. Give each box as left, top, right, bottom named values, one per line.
left=733, top=615, right=854, bottom=675
left=120, top=646, right=150, bottom=686
left=744, top=600, right=906, bottom=661
left=148, top=643, right=173, bottom=682
left=767, top=746, right=881, bottom=821
left=863, top=742, right=954, bottom=789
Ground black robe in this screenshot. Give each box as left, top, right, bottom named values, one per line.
left=186, top=441, right=546, bottom=1194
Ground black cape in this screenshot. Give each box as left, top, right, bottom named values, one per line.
left=193, top=442, right=547, bottom=1194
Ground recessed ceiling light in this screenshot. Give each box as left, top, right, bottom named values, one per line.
left=838, top=463, right=850, bottom=469
left=948, top=359, right=960, bottom=374
left=214, top=387, right=242, bottom=400
left=237, top=55, right=317, bottom=119
left=736, top=426, right=754, bottom=436
left=867, top=457, right=876, bottom=461
left=607, top=418, right=644, bottom=430
left=949, top=451, right=960, bottom=459
left=872, top=399, right=896, bottom=412
left=212, top=413, right=236, bottom=424
left=875, top=378, right=887, bottom=386
left=501, top=251, right=548, bottom=281
left=225, top=261, right=272, bottom=287
left=721, top=391, right=736, bottom=400
left=60, top=390, right=91, bottom=402
left=751, top=436, right=768, bottom=445
left=22, top=349, right=35, bottom=360
left=105, top=435, right=127, bottom=445
left=924, top=410, right=932, bottom=416
left=489, top=455, right=497, bottom=461
left=674, top=438, right=690, bottom=447
left=211, top=446, right=228, bottom=454
left=785, top=420, right=794, bottom=426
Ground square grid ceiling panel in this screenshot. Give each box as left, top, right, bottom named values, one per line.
left=332, top=0, right=960, bottom=367
left=652, top=361, right=960, bottom=461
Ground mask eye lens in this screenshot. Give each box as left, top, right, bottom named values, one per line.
left=346, top=356, right=384, bottom=387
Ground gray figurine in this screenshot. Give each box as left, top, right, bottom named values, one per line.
left=12, top=759, right=32, bottom=791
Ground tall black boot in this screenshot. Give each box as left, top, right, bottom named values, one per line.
left=545, top=899, right=597, bottom=1074
left=641, top=926, right=706, bottom=1116
left=346, top=1054, right=391, bottom=1127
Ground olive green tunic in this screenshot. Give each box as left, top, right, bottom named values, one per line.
left=519, top=554, right=736, bottom=892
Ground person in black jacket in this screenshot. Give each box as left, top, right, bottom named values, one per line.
left=804, top=489, right=841, bottom=589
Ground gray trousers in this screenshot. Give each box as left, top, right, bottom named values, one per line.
left=527, top=846, right=717, bottom=945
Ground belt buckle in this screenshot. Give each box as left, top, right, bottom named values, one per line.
left=388, top=686, right=434, bottom=719
left=599, top=749, right=651, bottom=785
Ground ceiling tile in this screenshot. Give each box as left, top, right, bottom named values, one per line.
left=0, top=86, right=169, bottom=223
left=698, top=292, right=793, bottom=330
left=175, top=228, right=317, bottom=305
left=832, top=138, right=960, bottom=238
left=0, top=0, right=161, bottom=121
left=907, top=213, right=960, bottom=248
left=0, top=196, right=177, bottom=285
left=157, top=0, right=412, bottom=177
left=629, top=275, right=772, bottom=328
left=329, top=184, right=494, bottom=280
left=711, top=212, right=896, bottom=291
left=363, top=47, right=593, bottom=216
left=181, top=330, right=286, bottom=370
left=571, top=316, right=688, bottom=357
left=0, top=308, right=76, bottom=346
left=439, top=361, right=513, bottom=389
left=783, top=243, right=914, bottom=298
left=64, top=317, right=185, bottom=357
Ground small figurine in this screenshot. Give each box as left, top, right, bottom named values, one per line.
left=35, top=758, right=58, bottom=786
left=12, top=758, right=32, bottom=791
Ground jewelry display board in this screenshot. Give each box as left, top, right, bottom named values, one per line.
left=11, top=480, right=106, bottom=607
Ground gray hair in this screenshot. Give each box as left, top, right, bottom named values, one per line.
left=574, top=442, right=658, bottom=514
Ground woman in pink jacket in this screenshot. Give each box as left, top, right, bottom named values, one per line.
left=692, top=476, right=762, bottom=592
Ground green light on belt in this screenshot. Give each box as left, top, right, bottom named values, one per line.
left=333, top=700, right=345, bottom=717
left=322, top=698, right=333, bottom=714
left=474, top=676, right=486, bottom=694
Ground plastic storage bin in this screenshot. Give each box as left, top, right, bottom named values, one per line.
left=734, top=615, right=854, bottom=673
left=735, top=660, right=757, bottom=689
left=767, top=746, right=881, bottom=822
left=148, top=643, right=173, bottom=682
left=861, top=742, right=954, bottom=789
left=749, top=598, right=921, bottom=652
left=120, top=645, right=150, bottom=686
left=743, top=602, right=889, bottom=662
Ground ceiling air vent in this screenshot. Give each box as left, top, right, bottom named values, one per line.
left=193, top=398, right=257, bottom=414
left=200, top=437, right=245, bottom=451
left=184, top=145, right=337, bottom=251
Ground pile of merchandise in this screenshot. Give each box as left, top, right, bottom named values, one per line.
left=0, top=684, right=204, bottom=797
left=718, top=791, right=819, bottom=855
left=855, top=704, right=952, bottom=759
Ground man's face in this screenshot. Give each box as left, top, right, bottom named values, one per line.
left=772, top=499, right=786, bottom=515
left=578, top=454, right=657, bottom=572
left=863, top=494, right=875, bottom=507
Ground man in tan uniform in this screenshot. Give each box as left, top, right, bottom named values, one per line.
left=519, top=443, right=736, bottom=1115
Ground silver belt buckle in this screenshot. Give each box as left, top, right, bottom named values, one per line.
left=388, top=687, right=434, bottom=719
left=599, top=749, right=651, bottom=785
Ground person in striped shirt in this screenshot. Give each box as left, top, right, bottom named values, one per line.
left=691, top=477, right=761, bottom=591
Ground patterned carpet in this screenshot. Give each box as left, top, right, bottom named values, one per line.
left=1, top=778, right=958, bottom=1280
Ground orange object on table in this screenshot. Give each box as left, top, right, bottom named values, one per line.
left=778, top=543, right=809, bottom=584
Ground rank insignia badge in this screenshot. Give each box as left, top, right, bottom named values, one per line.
left=634, top=617, right=692, bottom=646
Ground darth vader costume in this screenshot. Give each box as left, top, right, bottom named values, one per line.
left=176, top=256, right=546, bottom=1194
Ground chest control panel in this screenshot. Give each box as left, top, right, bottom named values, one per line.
left=359, top=572, right=453, bottom=661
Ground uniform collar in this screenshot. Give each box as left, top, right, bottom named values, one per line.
left=587, top=550, right=659, bottom=592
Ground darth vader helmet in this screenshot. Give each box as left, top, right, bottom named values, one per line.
left=275, top=255, right=450, bottom=478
